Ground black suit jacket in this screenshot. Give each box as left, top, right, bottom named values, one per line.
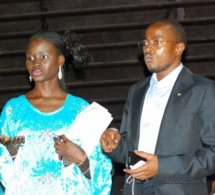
left=109, top=67, right=215, bottom=195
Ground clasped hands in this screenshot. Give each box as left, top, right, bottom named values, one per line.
left=100, top=129, right=158, bottom=180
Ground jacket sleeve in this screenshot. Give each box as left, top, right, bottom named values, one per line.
left=107, top=84, right=136, bottom=164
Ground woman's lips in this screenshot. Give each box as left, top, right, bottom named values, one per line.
left=32, top=69, right=42, bottom=76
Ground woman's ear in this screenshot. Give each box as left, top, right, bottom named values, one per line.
left=58, top=55, right=65, bottom=66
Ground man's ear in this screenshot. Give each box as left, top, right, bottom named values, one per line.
left=175, top=42, right=185, bottom=56
left=58, top=55, right=65, bottom=66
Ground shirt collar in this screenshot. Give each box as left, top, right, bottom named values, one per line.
left=150, top=63, right=183, bottom=89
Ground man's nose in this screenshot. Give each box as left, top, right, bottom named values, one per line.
left=143, top=44, right=153, bottom=54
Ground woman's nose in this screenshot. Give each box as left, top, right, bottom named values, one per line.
left=34, top=58, right=41, bottom=66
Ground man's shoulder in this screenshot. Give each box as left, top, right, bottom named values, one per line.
left=192, top=72, right=214, bottom=85
left=179, top=66, right=214, bottom=87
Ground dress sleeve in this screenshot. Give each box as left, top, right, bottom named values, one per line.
left=89, top=143, right=113, bottom=195
left=0, top=100, right=19, bottom=192
left=0, top=100, right=19, bottom=138
left=0, top=144, right=16, bottom=191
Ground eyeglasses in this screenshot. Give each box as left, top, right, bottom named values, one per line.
left=138, top=40, right=179, bottom=48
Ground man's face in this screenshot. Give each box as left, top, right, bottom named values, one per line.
left=142, top=22, right=182, bottom=80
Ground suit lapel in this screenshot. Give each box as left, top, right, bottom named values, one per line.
left=155, top=67, right=194, bottom=154
left=130, top=79, right=150, bottom=150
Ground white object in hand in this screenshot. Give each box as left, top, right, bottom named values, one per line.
left=130, top=160, right=145, bottom=169
left=65, top=102, right=113, bottom=156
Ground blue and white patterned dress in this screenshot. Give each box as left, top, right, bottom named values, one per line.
left=0, top=94, right=112, bottom=195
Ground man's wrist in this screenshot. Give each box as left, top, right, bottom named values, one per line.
left=107, top=127, right=119, bottom=132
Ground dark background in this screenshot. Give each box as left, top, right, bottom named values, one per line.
left=0, top=0, right=215, bottom=194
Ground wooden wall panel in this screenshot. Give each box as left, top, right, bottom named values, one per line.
left=0, top=0, right=214, bottom=130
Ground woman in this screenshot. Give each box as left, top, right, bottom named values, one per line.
left=0, top=30, right=112, bottom=194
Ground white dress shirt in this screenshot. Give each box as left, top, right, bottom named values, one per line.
left=138, top=64, right=183, bottom=154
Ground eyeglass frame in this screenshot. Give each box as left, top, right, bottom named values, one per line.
left=138, top=39, right=180, bottom=48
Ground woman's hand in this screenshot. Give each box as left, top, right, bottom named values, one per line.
left=54, top=135, right=86, bottom=165
left=54, top=135, right=91, bottom=178
left=0, top=135, right=25, bottom=157
left=0, top=135, right=25, bottom=147
left=0, top=135, right=12, bottom=145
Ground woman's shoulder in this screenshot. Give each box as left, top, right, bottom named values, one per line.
left=3, top=95, right=26, bottom=108
left=66, top=94, right=89, bottom=111
left=67, top=94, right=88, bottom=105
left=1, top=95, right=27, bottom=120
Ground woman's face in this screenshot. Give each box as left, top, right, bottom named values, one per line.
left=26, top=38, right=64, bottom=83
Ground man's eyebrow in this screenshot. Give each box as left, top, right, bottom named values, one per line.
left=143, top=35, right=162, bottom=40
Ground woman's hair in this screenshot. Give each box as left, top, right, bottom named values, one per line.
left=27, top=30, right=88, bottom=91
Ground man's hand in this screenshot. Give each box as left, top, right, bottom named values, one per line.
left=211, top=180, right=215, bottom=194
left=123, top=150, right=158, bottom=181
left=100, top=129, right=121, bottom=153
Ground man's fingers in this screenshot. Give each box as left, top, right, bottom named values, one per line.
left=113, top=133, right=121, bottom=143
left=100, top=131, right=111, bottom=147
left=100, top=133, right=115, bottom=152
left=100, top=136, right=111, bottom=151
left=100, top=130, right=121, bottom=152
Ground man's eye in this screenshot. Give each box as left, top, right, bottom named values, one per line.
left=154, top=40, right=161, bottom=45
left=26, top=56, right=34, bottom=61
left=154, top=40, right=164, bottom=45
left=143, top=41, right=149, bottom=46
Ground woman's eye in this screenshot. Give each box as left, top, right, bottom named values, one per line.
left=26, top=56, right=34, bottom=61
left=41, top=55, right=50, bottom=60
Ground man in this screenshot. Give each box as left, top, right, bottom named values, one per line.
left=100, top=19, right=215, bottom=195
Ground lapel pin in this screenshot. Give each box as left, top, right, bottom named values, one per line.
left=177, top=93, right=182, bottom=96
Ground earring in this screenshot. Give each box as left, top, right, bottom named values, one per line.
left=58, top=66, right=62, bottom=80
left=29, top=75, right=32, bottom=82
